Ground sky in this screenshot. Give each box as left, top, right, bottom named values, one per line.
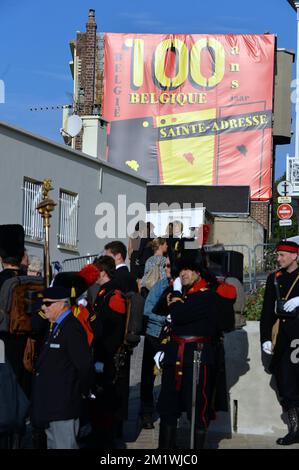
left=0, top=0, right=297, bottom=180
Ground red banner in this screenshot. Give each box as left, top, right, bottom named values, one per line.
left=103, top=33, right=275, bottom=200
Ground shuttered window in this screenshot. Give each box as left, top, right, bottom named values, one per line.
left=58, top=190, right=79, bottom=249
left=22, top=178, right=44, bottom=241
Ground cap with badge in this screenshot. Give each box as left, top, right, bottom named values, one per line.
left=42, top=286, right=70, bottom=300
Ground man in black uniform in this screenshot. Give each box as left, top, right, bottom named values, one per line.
left=156, top=254, right=235, bottom=449
left=91, top=256, right=129, bottom=447
left=260, top=240, right=299, bottom=445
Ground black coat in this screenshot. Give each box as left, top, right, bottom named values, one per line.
left=114, top=266, right=138, bottom=294
left=31, top=312, right=92, bottom=428
left=92, top=280, right=130, bottom=420
left=260, top=267, right=299, bottom=369
left=157, top=281, right=226, bottom=427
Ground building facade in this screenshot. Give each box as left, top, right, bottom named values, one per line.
left=0, top=120, right=147, bottom=267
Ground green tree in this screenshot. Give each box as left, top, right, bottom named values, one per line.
left=271, top=173, right=298, bottom=241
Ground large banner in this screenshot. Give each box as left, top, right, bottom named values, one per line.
left=103, top=33, right=275, bottom=200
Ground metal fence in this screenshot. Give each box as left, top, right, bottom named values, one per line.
left=52, top=254, right=98, bottom=274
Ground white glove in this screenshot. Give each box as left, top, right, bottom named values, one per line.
left=77, top=297, right=88, bottom=307
left=173, top=277, right=182, bottom=293
left=154, top=351, right=165, bottom=370
left=284, top=297, right=299, bottom=312
left=262, top=341, right=272, bottom=355
left=166, top=314, right=172, bottom=323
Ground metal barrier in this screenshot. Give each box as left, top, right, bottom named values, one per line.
left=61, top=254, right=98, bottom=272
left=252, top=243, right=276, bottom=289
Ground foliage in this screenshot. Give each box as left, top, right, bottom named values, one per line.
left=244, top=286, right=265, bottom=321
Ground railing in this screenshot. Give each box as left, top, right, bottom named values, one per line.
left=61, top=253, right=98, bottom=272
left=56, top=244, right=281, bottom=292
left=252, top=244, right=276, bottom=289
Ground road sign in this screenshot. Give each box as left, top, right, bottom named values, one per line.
left=277, top=203, right=293, bottom=219
left=279, top=219, right=292, bottom=227
left=277, top=180, right=293, bottom=196
left=278, top=196, right=292, bottom=204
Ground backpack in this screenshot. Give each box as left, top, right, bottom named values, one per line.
left=124, top=291, right=145, bottom=346
left=0, top=276, right=44, bottom=334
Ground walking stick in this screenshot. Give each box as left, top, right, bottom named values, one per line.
left=190, top=345, right=203, bottom=449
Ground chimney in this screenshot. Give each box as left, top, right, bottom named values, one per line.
left=75, top=9, right=97, bottom=150
left=88, top=9, right=96, bottom=23
left=83, top=9, right=97, bottom=116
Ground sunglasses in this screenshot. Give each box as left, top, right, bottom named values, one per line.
left=165, top=263, right=171, bottom=268
left=42, top=300, right=64, bottom=307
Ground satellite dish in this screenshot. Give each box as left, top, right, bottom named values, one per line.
left=66, top=114, right=83, bottom=137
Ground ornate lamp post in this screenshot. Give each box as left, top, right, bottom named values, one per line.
left=36, top=179, right=56, bottom=287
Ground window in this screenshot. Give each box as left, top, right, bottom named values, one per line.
left=58, top=190, right=79, bottom=249
left=22, top=178, right=44, bottom=241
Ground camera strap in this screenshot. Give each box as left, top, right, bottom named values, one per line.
left=273, top=272, right=299, bottom=301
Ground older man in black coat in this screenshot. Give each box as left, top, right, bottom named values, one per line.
left=31, top=286, right=92, bottom=449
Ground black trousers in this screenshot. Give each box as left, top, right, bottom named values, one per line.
left=273, top=349, right=299, bottom=410
left=140, top=335, right=161, bottom=414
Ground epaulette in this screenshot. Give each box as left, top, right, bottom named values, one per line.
left=216, top=282, right=237, bottom=300
left=98, top=288, right=106, bottom=297
left=38, top=310, right=47, bottom=319
left=108, top=290, right=126, bottom=314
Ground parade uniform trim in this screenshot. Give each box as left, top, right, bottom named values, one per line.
left=276, top=244, right=299, bottom=253
left=171, top=334, right=212, bottom=391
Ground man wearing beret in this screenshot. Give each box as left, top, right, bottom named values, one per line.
left=260, top=240, right=299, bottom=445
left=31, top=286, right=93, bottom=449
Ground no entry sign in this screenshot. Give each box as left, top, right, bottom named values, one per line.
left=277, top=203, right=293, bottom=220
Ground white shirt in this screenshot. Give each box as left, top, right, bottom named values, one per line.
left=116, top=263, right=127, bottom=270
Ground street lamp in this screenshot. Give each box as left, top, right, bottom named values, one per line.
left=288, top=1, right=299, bottom=159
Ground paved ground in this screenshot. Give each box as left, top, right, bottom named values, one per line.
left=124, top=338, right=299, bottom=450
left=22, top=337, right=299, bottom=450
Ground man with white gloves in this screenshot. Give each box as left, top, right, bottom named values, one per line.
left=260, top=240, right=299, bottom=445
